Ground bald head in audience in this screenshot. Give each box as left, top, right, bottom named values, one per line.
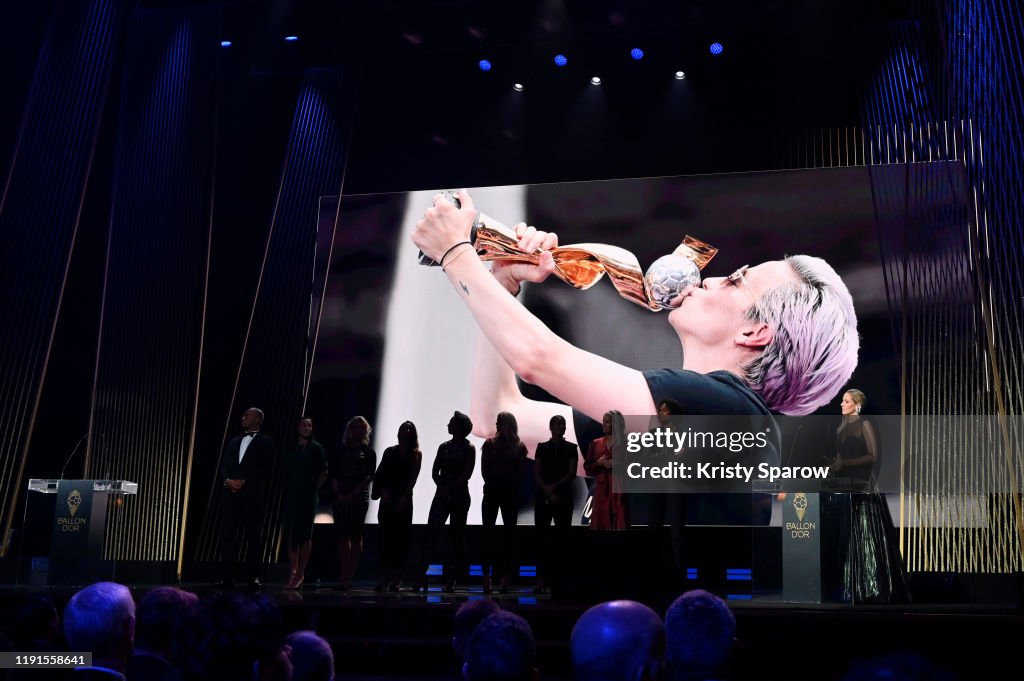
left=453, top=599, right=502, bottom=662
left=664, top=590, right=735, bottom=681
left=463, top=611, right=536, bottom=681
left=571, top=600, right=664, bottom=681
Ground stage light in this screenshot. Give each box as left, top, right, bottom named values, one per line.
left=710, top=42, right=723, bottom=55
left=590, top=76, right=601, bottom=85
left=513, top=83, right=524, bottom=91
left=630, top=48, right=644, bottom=60
left=554, top=54, right=568, bottom=67
left=220, top=40, right=232, bottom=48
left=478, top=59, right=492, bottom=71
left=674, top=70, right=686, bottom=79
left=284, top=35, right=299, bottom=42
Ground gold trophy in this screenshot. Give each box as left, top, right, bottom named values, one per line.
left=418, top=190, right=718, bottom=311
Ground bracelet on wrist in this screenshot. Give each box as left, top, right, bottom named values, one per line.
left=442, top=243, right=474, bottom=272
left=439, top=240, right=473, bottom=267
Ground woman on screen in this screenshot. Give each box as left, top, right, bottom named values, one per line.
left=833, top=389, right=910, bottom=603
left=329, top=415, right=376, bottom=591
left=584, top=410, right=629, bottom=530
left=480, top=411, right=528, bottom=594
left=411, top=189, right=859, bottom=461
left=372, top=421, right=422, bottom=591
left=283, top=416, right=327, bottom=590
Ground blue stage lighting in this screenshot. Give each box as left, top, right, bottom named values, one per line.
left=478, top=59, right=492, bottom=71
left=710, top=42, right=723, bottom=55
left=220, top=40, right=232, bottom=48
left=630, top=48, right=644, bottom=60
left=284, top=35, right=299, bottom=42
left=554, top=54, right=568, bottom=67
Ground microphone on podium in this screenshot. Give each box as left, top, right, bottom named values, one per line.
left=59, top=433, right=89, bottom=481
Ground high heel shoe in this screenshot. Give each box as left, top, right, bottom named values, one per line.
left=284, top=573, right=299, bottom=590
left=443, top=579, right=457, bottom=593
left=410, top=580, right=427, bottom=593
left=388, top=581, right=401, bottom=592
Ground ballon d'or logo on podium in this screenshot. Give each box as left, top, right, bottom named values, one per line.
left=792, top=493, right=808, bottom=522
left=67, top=490, right=82, bottom=517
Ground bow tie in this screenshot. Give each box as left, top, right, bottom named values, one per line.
left=243, top=432, right=258, bottom=437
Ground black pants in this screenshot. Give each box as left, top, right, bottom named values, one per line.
left=481, top=482, right=519, bottom=579
left=220, top=492, right=264, bottom=580
left=377, top=499, right=413, bottom=572
left=419, top=486, right=470, bottom=580
left=534, top=495, right=572, bottom=580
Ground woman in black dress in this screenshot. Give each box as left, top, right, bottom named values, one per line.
left=284, top=416, right=327, bottom=590
left=372, top=421, right=422, bottom=591
left=413, top=411, right=476, bottom=593
left=481, top=411, right=528, bottom=594
left=833, top=389, right=910, bottom=603
left=329, top=415, right=377, bottom=591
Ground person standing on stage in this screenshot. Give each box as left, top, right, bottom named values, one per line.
left=217, top=407, right=275, bottom=588
left=372, top=420, right=422, bottom=591
left=480, top=411, right=528, bottom=594
left=585, top=410, right=629, bottom=530
left=833, top=389, right=910, bottom=603
left=329, top=415, right=376, bottom=591
left=532, top=414, right=579, bottom=594
left=414, top=411, right=476, bottom=593
left=283, top=416, right=327, bottom=590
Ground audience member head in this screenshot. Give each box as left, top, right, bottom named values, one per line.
left=187, top=592, right=291, bottom=681
left=452, top=599, right=501, bottom=662
left=15, top=594, right=61, bottom=649
left=463, top=611, right=536, bottom=681
left=571, top=600, right=664, bottom=681
left=63, top=582, right=136, bottom=672
left=664, top=590, right=735, bottom=681
left=134, top=586, right=199, bottom=665
left=286, top=631, right=334, bottom=681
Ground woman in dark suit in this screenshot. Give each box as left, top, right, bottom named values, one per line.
left=372, top=421, right=422, bottom=591
left=480, top=411, right=528, bottom=594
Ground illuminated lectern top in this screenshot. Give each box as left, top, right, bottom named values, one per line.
left=28, top=479, right=139, bottom=495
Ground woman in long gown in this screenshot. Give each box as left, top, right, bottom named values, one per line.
left=833, top=389, right=911, bottom=603
left=584, top=410, right=629, bottom=530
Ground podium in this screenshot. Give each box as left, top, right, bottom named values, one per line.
left=778, top=483, right=862, bottom=603
left=27, top=479, right=138, bottom=586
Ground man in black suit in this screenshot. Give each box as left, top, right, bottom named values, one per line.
left=217, top=407, right=275, bottom=588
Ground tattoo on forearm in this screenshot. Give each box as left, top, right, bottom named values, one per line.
left=461, top=281, right=469, bottom=296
